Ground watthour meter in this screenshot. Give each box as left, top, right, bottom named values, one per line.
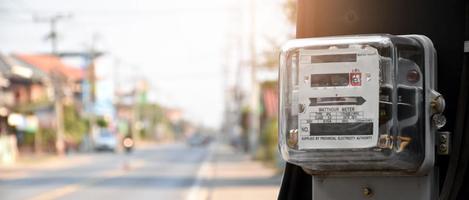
left=279, top=35, right=446, bottom=174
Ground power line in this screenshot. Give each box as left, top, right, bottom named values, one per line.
left=0, top=6, right=239, bottom=17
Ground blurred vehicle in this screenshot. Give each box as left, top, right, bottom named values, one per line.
left=187, top=133, right=211, bottom=147
left=122, top=136, right=134, bottom=153
left=93, top=129, right=118, bottom=152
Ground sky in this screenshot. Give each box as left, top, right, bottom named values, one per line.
left=0, top=0, right=292, bottom=128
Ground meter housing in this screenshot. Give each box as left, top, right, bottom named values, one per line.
left=279, top=35, right=440, bottom=174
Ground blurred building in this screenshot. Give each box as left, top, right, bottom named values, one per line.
left=14, top=54, right=84, bottom=107
left=0, top=54, right=50, bottom=136
left=0, top=53, right=85, bottom=157
left=165, top=108, right=182, bottom=124
left=0, top=53, right=52, bottom=158
left=14, top=54, right=85, bottom=133
left=260, top=82, right=278, bottom=120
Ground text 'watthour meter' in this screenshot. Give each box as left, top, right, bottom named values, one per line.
left=279, top=35, right=446, bottom=174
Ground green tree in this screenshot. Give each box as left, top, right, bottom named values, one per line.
left=256, top=0, right=297, bottom=165
left=63, top=105, right=88, bottom=143
left=258, top=0, right=297, bottom=69
left=259, top=118, right=279, bottom=164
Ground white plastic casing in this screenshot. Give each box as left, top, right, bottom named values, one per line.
left=278, top=35, right=437, bottom=174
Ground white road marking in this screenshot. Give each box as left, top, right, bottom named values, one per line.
left=185, top=144, right=215, bottom=200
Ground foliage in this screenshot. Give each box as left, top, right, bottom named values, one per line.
left=256, top=0, right=296, bottom=163
left=261, top=80, right=278, bottom=88
left=13, top=98, right=52, bottom=114
left=241, top=106, right=251, bottom=131
left=135, top=103, right=166, bottom=139
left=22, top=131, right=35, bottom=146
left=96, top=117, right=108, bottom=128
left=259, top=118, right=279, bottom=164
left=39, top=128, right=56, bottom=151
left=257, top=0, right=297, bottom=69
left=283, top=0, right=297, bottom=25
left=63, top=105, right=88, bottom=142
left=258, top=39, right=282, bottom=69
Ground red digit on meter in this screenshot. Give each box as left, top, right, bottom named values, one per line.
left=350, top=72, right=362, bottom=86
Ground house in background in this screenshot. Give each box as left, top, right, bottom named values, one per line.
left=13, top=54, right=86, bottom=150
left=0, top=53, right=52, bottom=156
left=0, top=53, right=50, bottom=132
left=14, top=54, right=84, bottom=108
left=0, top=54, right=50, bottom=108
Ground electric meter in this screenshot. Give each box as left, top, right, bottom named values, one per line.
left=278, top=35, right=445, bottom=174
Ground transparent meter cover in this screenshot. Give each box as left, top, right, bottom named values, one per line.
left=278, top=35, right=436, bottom=174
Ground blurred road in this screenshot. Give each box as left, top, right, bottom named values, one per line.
left=1, top=143, right=208, bottom=200
left=0, top=142, right=280, bottom=200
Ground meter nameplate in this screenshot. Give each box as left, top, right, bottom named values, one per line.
left=297, top=47, right=380, bottom=149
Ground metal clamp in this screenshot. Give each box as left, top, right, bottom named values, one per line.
left=436, top=131, right=451, bottom=155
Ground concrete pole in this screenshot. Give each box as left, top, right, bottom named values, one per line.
left=248, top=0, right=260, bottom=156
left=35, top=14, right=71, bottom=156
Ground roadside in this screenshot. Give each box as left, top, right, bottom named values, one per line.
left=0, top=142, right=202, bottom=200
left=0, top=152, right=93, bottom=180
left=0, top=140, right=167, bottom=180
left=187, top=142, right=282, bottom=200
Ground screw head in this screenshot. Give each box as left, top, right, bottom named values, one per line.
left=287, top=129, right=298, bottom=148
left=433, top=114, right=447, bottom=129
left=440, top=144, right=448, bottom=152
left=440, top=135, right=447, bottom=143
left=362, top=187, right=373, bottom=198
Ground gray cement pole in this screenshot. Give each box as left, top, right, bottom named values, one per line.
left=248, top=0, right=260, bottom=156
left=35, top=14, right=71, bottom=156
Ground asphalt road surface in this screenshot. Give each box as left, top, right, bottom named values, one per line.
left=0, top=143, right=209, bottom=200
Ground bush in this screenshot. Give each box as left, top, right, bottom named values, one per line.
left=259, top=118, right=278, bottom=164
left=63, top=105, right=88, bottom=143
left=38, top=128, right=56, bottom=152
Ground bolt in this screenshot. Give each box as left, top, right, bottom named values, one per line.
left=433, top=114, right=447, bottom=129
left=287, top=129, right=298, bottom=148
left=431, top=95, right=446, bottom=114
left=439, top=144, right=448, bottom=153
left=440, top=135, right=447, bottom=143
left=362, top=187, right=373, bottom=198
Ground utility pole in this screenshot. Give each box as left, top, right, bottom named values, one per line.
left=85, top=34, right=99, bottom=146
left=34, top=14, right=72, bottom=54
left=222, top=45, right=229, bottom=142
left=277, top=0, right=467, bottom=200
left=131, top=86, right=139, bottom=141
left=113, top=58, right=121, bottom=104
left=35, top=14, right=71, bottom=156
left=248, top=0, right=260, bottom=155
left=131, top=67, right=143, bottom=141
left=57, top=45, right=104, bottom=152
